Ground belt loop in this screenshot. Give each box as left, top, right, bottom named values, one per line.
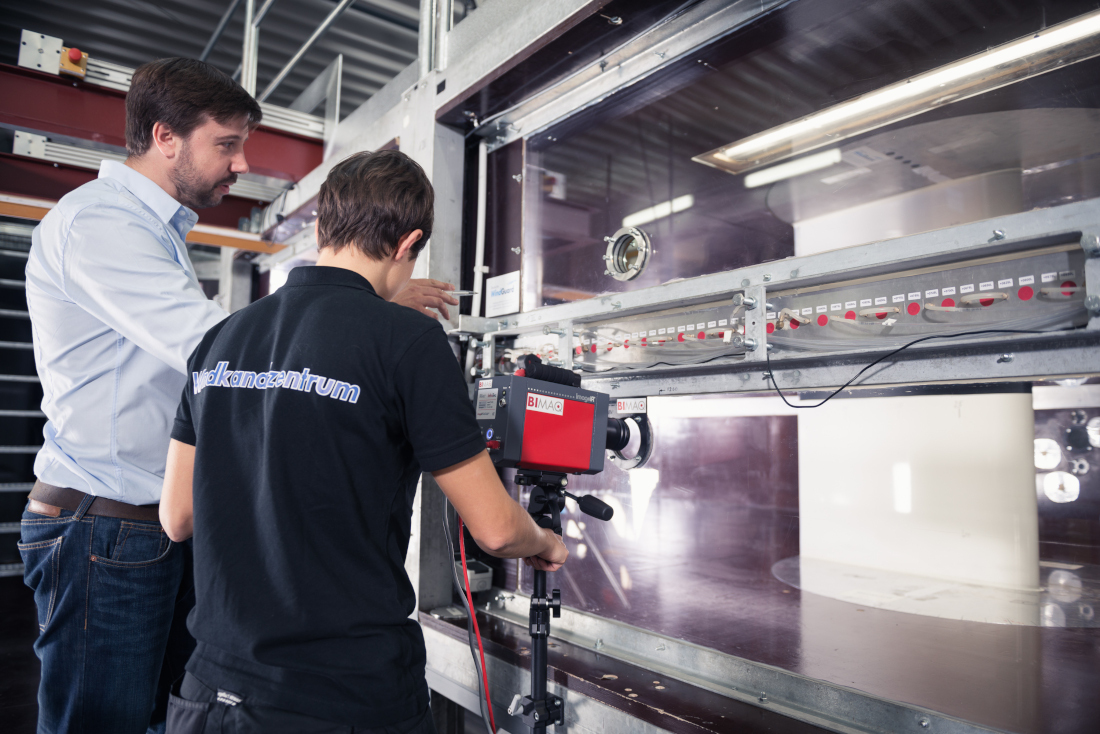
left=72, top=493, right=96, bottom=520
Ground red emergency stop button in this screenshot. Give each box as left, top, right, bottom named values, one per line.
left=486, top=440, right=500, bottom=450
left=68, top=47, right=83, bottom=63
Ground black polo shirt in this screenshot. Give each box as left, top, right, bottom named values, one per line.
left=171, top=266, right=485, bottom=726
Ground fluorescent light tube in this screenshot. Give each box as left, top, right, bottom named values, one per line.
left=694, top=9, right=1100, bottom=175
left=622, top=194, right=694, bottom=228
left=744, top=149, right=841, bottom=188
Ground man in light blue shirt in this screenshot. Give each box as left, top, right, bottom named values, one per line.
left=19, top=58, right=259, bottom=734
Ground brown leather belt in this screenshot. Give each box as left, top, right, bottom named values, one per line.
left=28, top=481, right=161, bottom=524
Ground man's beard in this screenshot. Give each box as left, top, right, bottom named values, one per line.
left=169, top=143, right=236, bottom=209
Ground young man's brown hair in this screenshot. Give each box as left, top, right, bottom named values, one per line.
left=125, top=58, right=263, bottom=157
left=317, top=150, right=434, bottom=259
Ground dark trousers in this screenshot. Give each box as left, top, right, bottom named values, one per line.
left=18, top=496, right=195, bottom=734
left=168, top=673, right=438, bottom=734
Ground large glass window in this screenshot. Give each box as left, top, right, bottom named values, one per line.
left=497, top=0, right=1100, bottom=310
left=502, top=382, right=1100, bottom=733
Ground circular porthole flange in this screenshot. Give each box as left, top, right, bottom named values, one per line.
left=603, top=227, right=652, bottom=282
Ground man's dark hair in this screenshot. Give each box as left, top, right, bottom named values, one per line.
left=126, top=58, right=262, bottom=157
left=317, top=150, right=434, bottom=260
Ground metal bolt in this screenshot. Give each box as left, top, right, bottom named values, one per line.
left=602, top=14, right=622, bottom=25
left=479, top=369, right=491, bottom=378
left=498, top=320, right=509, bottom=329
left=511, top=246, right=521, bottom=254
left=512, top=173, right=523, bottom=183
left=763, top=273, right=772, bottom=282
left=919, top=717, right=931, bottom=729
left=758, top=692, right=768, bottom=703
left=543, top=326, right=565, bottom=336
left=1085, top=295, right=1100, bottom=314
left=732, top=293, right=757, bottom=310
left=499, top=398, right=507, bottom=407
left=594, top=638, right=604, bottom=649
left=743, top=337, right=758, bottom=351
left=1081, top=233, right=1100, bottom=256
left=612, top=301, right=622, bottom=310
left=534, top=713, right=540, bottom=721
left=992, top=229, right=1006, bottom=240
left=997, top=353, right=1014, bottom=364
left=560, top=477, right=568, bottom=486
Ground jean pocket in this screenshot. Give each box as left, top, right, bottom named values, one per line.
left=17, top=536, right=64, bottom=632
left=110, top=521, right=169, bottom=563
left=167, top=692, right=210, bottom=734
left=92, top=535, right=175, bottom=568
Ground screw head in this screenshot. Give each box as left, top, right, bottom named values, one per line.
left=919, top=716, right=931, bottom=728
left=992, top=229, right=1006, bottom=240
left=763, top=273, right=772, bottom=282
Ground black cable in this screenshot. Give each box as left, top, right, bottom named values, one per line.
left=764, top=328, right=1057, bottom=409
left=441, top=497, right=496, bottom=734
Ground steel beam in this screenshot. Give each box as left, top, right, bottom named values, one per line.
left=258, top=0, right=357, bottom=103
left=199, top=0, right=245, bottom=62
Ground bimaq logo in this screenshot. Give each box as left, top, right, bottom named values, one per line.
left=526, top=393, right=564, bottom=416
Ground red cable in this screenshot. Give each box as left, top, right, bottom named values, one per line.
left=459, top=517, right=497, bottom=733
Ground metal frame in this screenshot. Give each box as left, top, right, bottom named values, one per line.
left=448, top=200, right=1100, bottom=397
left=460, top=592, right=1004, bottom=734
left=470, top=0, right=790, bottom=153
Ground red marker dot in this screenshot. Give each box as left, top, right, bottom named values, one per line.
left=980, top=298, right=994, bottom=307
left=698, top=331, right=706, bottom=340
left=623, top=340, right=629, bottom=349
left=677, top=333, right=685, bottom=342
left=817, top=314, right=829, bottom=326
left=1018, top=286, right=1033, bottom=301
left=641, top=337, right=647, bottom=345
left=766, top=322, right=775, bottom=334
left=717, top=331, right=724, bottom=339
left=845, top=311, right=856, bottom=320
left=942, top=298, right=955, bottom=308
left=590, top=344, right=597, bottom=353
left=574, top=346, right=582, bottom=356
left=1062, top=280, right=1076, bottom=297
left=790, top=320, right=800, bottom=329
left=876, top=312, right=887, bottom=320
left=907, top=302, right=920, bottom=316
left=607, top=345, right=612, bottom=351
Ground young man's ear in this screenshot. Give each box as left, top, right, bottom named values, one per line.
left=394, top=230, right=423, bottom=262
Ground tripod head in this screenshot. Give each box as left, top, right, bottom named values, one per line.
left=516, top=469, right=613, bottom=538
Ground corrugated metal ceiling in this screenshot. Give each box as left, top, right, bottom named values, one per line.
left=0, top=0, right=424, bottom=120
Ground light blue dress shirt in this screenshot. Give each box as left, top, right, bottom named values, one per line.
left=26, top=160, right=227, bottom=505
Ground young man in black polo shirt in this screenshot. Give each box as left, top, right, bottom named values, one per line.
left=159, top=149, right=568, bottom=733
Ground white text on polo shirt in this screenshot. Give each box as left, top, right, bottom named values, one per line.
left=192, top=362, right=360, bottom=403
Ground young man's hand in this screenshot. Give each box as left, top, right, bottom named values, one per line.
left=391, top=279, right=460, bottom=320
left=523, top=528, right=569, bottom=572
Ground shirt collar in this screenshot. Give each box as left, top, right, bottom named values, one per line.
left=99, top=160, right=199, bottom=238
left=285, top=266, right=380, bottom=296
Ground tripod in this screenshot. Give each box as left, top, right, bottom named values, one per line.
left=507, top=469, right=613, bottom=733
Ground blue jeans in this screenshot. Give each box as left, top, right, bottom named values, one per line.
left=18, top=494, right=195, bottom=734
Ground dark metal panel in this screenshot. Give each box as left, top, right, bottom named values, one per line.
left=0, top=0, right=419, bottom=121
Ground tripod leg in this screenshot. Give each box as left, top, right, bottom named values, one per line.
left=531, top=569, right=548, bottom=734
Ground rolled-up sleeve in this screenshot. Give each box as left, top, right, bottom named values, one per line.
left=62, top=205, right=226, bottom=374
